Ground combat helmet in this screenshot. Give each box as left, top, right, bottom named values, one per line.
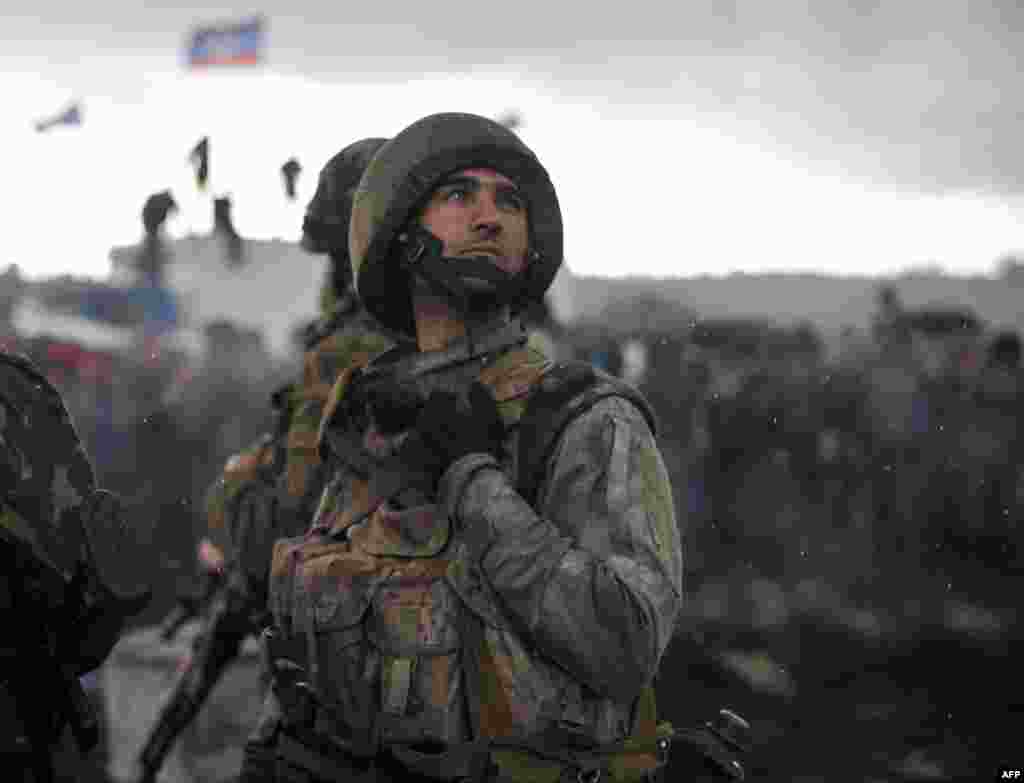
left=302, top=137, right=390, bottom=304
left=349, top=113, right=563, bottom=336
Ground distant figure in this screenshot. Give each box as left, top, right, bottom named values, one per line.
left=137, top=190, right=178, bottom=288
left=213, top=197, right=245, bottom=267
left=280, top=158, right=302, bottom=200
left=872, top=283, right=906, bottom=349
left=986, top=330, right=1022, bottom=371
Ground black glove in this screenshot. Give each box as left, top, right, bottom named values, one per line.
left=399, top=382, right=506, bottom=494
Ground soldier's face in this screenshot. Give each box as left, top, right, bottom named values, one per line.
left=419, top=168, right=530, bottom=276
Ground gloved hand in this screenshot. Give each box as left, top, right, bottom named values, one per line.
left=399, top=381, right=505, bottom=495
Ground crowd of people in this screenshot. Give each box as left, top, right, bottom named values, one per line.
left=7, top=283, right=1020, bottom=621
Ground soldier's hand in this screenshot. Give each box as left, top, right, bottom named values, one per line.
left=403, top=382, right=505, bottom=490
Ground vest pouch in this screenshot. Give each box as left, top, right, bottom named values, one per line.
left=272, top=537, right=385, bottom=760
left=367, top=558, right=462, bottom=747
left=306, top=582, right=379, bottom=758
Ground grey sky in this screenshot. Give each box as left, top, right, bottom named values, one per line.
left=3, top=0, right=1024, bottom=285
left=5, top=1, right=1023, bottom=197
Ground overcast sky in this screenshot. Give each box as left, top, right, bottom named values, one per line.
left=3, top=0, right=1024, bottom=281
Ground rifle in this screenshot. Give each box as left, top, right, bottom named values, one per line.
left=136, top=565, right=254, bottom=783
left=159, top=564, right=225, bottom=643
left=135, top=472, right=271, bottom=783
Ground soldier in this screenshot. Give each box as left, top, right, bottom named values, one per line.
left=1, top=350, right=150, bottom=782
left=247, top=113, right=684, bottom=782
left=201, top=137, right=396, bottom=579
left=168, top=139, right=396, bottom=783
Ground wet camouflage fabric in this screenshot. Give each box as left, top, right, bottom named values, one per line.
left=1, top=351, right=148, bottom=782
left=204, top=310, right=393, bottom=576
left=1, top=349, right=96, bottom=575
left=266, top=335, right=683, bottom=761
left=204, top=432, right=278, bottom=560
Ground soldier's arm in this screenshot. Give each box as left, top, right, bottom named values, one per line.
left=439, top=396, right=684, bottom=703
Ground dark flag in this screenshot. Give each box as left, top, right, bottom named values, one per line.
left=189, top=137, right=210, bottom=190
left=34, top=102, right=83, bottom=133
left=281, top=158, right=302, bottom=200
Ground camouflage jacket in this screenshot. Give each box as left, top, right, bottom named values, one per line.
left=204, top=298, right=393, bottom=580
left=262, top=327, right=683, bottom=778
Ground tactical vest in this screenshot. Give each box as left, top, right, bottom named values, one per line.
left=267, top=349, right=674, bottom=783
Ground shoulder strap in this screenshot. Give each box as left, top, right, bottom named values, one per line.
left=515, top=360, right=657, bottom=508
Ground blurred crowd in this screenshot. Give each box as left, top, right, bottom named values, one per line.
left=556, top=287, right=1022, bottom=617
left=3, top=282, right=1021, bottom=625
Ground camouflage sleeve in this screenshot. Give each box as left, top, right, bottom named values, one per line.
left=205, top=436, right=278, bottom=558
left=439, top=396, right=684, bottom=704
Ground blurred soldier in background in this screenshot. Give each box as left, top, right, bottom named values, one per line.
left=134, top=138, right=398, bottom=783
left=244, top=113, right=685, bottom=782
left=963, top=330, right=1024, bottom=589
left=1, top=350, right=150, bottom=782
left=201, top=137, right=396, bottom=581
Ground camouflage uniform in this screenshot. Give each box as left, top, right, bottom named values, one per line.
left=202, top=299, right=393, bottom=579
left=1, top=350, right=150, bottom=781
left=203, top=138, right=395, bottom=587
left=249, top=114, right=683, bottom=783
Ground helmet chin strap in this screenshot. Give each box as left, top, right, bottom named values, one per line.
left=398, top=226, right=529, bottom=353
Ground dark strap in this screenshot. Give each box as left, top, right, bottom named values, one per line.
left=359, top=320, right=526, bottom=384
left=389, top=738, right=491, bottom=781
left=516, top=361, right=657, bottom=507
left=277, top=731, right=375, bottom=783
left=456, top=600, right=494, bottom=783
left=399, top=226, right=526, bottom=318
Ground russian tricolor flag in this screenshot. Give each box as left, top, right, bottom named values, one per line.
left=186, top=16, right=266, bottom=67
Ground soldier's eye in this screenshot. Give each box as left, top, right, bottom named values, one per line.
left=442, top=186, right=469, bottom=203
